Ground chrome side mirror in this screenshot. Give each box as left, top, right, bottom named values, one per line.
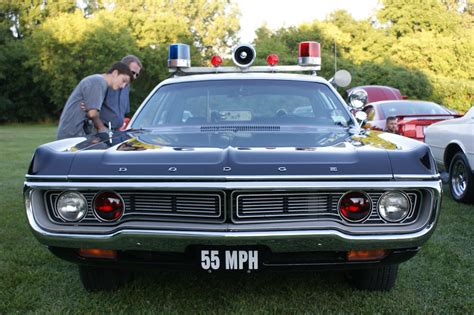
left=348, top=89, right=368, bottom=109
left=354, top=111, right=368, bottom=127
left=329, top=70, right=352, bottom=88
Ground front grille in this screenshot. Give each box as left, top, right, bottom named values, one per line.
left=45, top=189, right=421, bottom=226
left=232, top=191, right=419, bottom=224
left=46, top=190, right=225, bottom=225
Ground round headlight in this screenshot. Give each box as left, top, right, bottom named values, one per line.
left=338, top=191, right=372, bottom=222
left=56, top=191, right=88, bottom=222
left=378, top=191, right=410, bottom=222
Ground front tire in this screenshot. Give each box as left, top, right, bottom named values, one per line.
left=346, top=264, right=398, bottom=291
left=79, top=266, right=133, bottom=292
left=449, top=152, right=474, bottom=203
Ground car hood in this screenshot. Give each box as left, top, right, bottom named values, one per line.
left=29, top=129, right=436, bottom=179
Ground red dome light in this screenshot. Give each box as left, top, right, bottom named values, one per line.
left=338, top=191, right=371, bottom=222
left=93, top=191, right=124, bottom=221
left=266, top=54, right=279, bottom=66
left=211, top=55, right=222, bottom=67
left=298, top=41, right=321, bottom=66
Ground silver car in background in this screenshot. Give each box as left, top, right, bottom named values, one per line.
left=425, top=106, right=474, bottom=203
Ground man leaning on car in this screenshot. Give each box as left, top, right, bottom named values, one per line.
left=100, top=55, right=142, bottom=131
left=56, top=62, right=133, bottom=140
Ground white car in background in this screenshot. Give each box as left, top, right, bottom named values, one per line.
left=425, top=106, right=474, bottom=203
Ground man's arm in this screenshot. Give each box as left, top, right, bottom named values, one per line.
left=87, top=109, right=107, bottom=132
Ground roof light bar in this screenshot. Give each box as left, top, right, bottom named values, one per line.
left=169, top=41, right=322, bottom=74
left=168, top=43, right=191, bottom=68
left=171, top=65, right=320, bottom=74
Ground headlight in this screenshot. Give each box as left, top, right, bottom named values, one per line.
left=56, top=191, right=88, bottom=222
left=378, top=191, right=410, bottom=222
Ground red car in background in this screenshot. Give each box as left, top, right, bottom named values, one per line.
left=363, top=100, right=461, bottom=141
left=347, top=85, right=406, bottom=103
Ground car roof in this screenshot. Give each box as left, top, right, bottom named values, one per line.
left=347, top=85, right=403, bottom=102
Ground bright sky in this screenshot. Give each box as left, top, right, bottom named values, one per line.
left=237, top=0, right=380, bottom=42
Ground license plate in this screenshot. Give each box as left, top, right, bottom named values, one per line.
left=200, top=249, right=259, bottom=272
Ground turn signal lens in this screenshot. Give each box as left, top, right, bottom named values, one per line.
left=266, top=54, right=279, bottom=66
left=347, top=249, right=388, bottom=261
left=79, top=248, right=117, bottom=259
left=93, top=191, right=124, bottom=221
left=338, top=191, right=371, bottom=222
left=211, top=55, right=222, bottom=67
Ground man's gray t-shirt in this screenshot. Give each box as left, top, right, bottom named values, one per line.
left=57, top=74, right=108, bottom=140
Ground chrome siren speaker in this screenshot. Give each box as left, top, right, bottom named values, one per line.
left=232, top=44, right=256, bottom=68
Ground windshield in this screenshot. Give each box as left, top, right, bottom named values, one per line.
left=132, top=80, right=353, bottom=128
left=379, top=101, right=450, bottom=117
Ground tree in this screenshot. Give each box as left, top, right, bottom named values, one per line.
left=0, top=0, right=76, bottom=38
left=27, top=11, right=138, bottom=113
left=112, top=0, right=240, bottom=57
left=377, top=0, right=464, bottom=38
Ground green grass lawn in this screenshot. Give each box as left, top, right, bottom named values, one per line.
left=1, top=124, right=473, bottom=314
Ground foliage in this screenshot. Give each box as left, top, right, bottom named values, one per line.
left=0, top=0, right=473, bottom=122
left=0, top=0, right=239, bottom=121
left=27, top=11, right=137, bottom=113
left=252, top=0, right=474, bottom=112
left=0, top=27, right=49, bottom=122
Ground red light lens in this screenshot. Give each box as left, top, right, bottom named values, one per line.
left=79, top=248, right=117, bottom=260
left=211, top=55, right=222, bottom=67
left=339, top=191, right=371, bottom=222
left=266, top=54, right=279, bottom=66
left=298, top=41, right=320, bottom=58
left=347, top=249, right=388, bottom=261
left=93, top=191, right=123, bottom=221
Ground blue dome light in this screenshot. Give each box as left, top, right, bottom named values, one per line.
left=168, top=43, right=191, bottom=68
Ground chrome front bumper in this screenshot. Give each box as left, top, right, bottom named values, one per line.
left=24, top=180, right=442, bottom=253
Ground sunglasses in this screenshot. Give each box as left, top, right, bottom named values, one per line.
left=131, top=71, right=139, bottom=79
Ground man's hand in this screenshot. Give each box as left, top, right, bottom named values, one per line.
left=86, top=109, right=107, bottom=133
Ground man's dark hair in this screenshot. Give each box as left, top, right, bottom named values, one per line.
left=107, top=62, right=133, bottom=80
left=121, top=55, right=142, bottom=68
left=386, top=116, right=397, bottom=123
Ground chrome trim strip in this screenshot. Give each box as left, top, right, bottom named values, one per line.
left=26, top=174, right=441, bottom=181
left=24, top=180, right=442, bottom=190
left=394, top=174, right=440, bottom=180
left=26, top=175, right=68, bottom=180
left=26, top=174, right=395, bottom=181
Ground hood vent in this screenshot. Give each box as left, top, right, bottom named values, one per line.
left=200, top=125, right=280, bottom=133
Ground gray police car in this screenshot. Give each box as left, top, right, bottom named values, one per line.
left=25, top=42, right=442, bottom=291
